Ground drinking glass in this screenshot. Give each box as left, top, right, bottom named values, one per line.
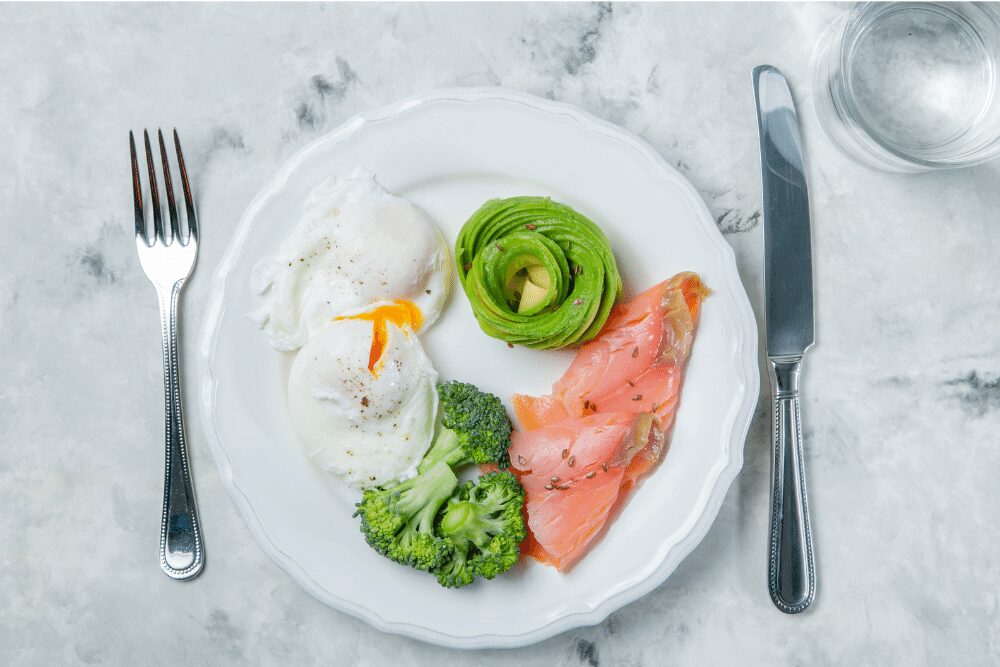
left=812, top=2, right=1000, bottom=172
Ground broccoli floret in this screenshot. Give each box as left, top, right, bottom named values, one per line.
left=352, top=381, right=522, bottom=586
left=418, top=381, right=513, bottom=473
left=433, top=471, right=527, bottom=587
left=470, top=531, right=525, bottom=581
left=355, top=461, right=459, bottom=571
left=433, top=545, right=476, bottom=589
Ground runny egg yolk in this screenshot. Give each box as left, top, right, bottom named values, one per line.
left=335, top=300, right=423, bottom=377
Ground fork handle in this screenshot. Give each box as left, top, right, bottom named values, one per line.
left=768, top=357, right=815, bottom=613
left=157, top=281, right=205, bottom=580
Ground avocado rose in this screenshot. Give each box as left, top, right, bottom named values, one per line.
left=455, top=196, right=622, bottom=349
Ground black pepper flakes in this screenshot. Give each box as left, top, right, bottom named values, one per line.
left=561, top=448, right=569, bottom=459
left=631, top=347, right=639, bottom=358
left=360, top=396, right=369, bottom=407
left=632, top=394, right=643, bottom=401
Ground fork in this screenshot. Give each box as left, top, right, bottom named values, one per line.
left=130, top=128, right=205, bottom=580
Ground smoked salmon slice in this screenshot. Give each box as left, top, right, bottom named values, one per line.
left=514, top=272, right=709, bottom=428
left=509, top=411, right=662, bottom=569
left=510, top=272, right=709, bottom=569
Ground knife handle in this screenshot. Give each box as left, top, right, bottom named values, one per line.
left=767, top=357, right=816, bottom=613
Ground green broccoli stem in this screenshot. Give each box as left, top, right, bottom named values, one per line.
left=396, top=460, right=459, bottom=520
left=417, top=428, right=464, bottom=474
left=411, top=479, right=453, bottom=535
left=439, top=500, right=507, bottom=549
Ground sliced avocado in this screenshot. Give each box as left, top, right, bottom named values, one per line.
left=505, top=271, right=527, bottom=302
left=456, top=196, right=623, bottom=349
left=526, top=264, right=551, bottom=288
left=518, top=277, right=550, bottom=313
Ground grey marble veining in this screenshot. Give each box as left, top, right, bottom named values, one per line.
left=2, top=2, right=999, bottom=665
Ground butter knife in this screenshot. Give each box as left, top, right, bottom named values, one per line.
left=752, top=65, right=816, bottom=614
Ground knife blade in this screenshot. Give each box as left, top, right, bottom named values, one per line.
left=755, top=66, right=814, bottom=356
left=752, top=64, right=816, bottom=614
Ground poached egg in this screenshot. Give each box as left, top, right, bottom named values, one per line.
left=287, top=302, right=437, bottom=486
left=251, top=167, right=451, bottom=352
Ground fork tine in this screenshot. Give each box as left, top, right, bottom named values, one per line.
left=129, top=131, right=146, bottom=243
left=157, top=129, right=181, bottom=243
left=173, top=129, right=197, bottom=242
left=142, top=129, right=164, bottom=242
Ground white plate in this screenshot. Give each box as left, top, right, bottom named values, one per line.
left=199, top=88, right=758, bottom=649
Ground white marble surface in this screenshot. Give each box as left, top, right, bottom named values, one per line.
left=2, top=2, right=999, bottom=665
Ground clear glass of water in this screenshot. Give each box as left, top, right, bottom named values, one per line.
left=812, top=2, right=1000, bottom=172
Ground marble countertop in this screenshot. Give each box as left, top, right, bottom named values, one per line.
left=3, top=2, right=999, bottom=665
